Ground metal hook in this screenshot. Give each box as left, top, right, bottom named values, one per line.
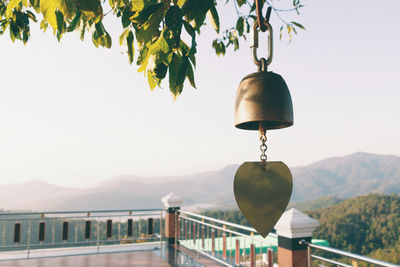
left=255, top=1, right=272, bottom=32
left=251, top=20, right=273, bottom=70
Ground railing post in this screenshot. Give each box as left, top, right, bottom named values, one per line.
left=235, top=238, right=240, bottom=265
left=222, top=233, right=227, bottom=260
left=250, top=243, right=256, bottom=267
left=1, top=221, right=6, bottom=246
left=96, top=219, right=100, bottom=253
left=211, top=230, right=215, bottom=256
left=274, top=208, right=319, bottom=267
left=161, top=193, right=182, bottom=245
left=27, top=221, right=31, bottom=259
left=160, top=210, right=163, bottom=244
left=201, top=225, right=205, bottom=249
left=268, top=248, right=273, bottom=267
left=185, top=220, right=188, bottom=240
left=192, top=222, right=196, bottom=245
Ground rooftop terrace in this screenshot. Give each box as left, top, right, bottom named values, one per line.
left=0, top=193, right=398, bottom=267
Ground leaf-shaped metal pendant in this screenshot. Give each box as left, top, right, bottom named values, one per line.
left=234, top=161, right=292, bottom=238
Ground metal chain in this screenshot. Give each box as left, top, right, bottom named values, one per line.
left=260, top=131, right=268, bottom=161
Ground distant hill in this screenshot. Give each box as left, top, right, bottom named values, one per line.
left=0, top=152, right=399, bottom=211
left=308, top=194, right=400, bottom=264
left=288, top=196, right=344, bottom=211
left=290, top=152, right=400, bottom=202
left=0, top=165, right=239, bottom=211
left=0, top=180, right=81, bottom=210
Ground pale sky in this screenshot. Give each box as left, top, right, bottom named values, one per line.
left=0, top=0, right=399, bottom=187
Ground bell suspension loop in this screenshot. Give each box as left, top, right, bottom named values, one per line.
left=251, top=18, right=273, bottom=72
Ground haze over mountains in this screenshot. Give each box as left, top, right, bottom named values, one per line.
left=1, top=152, right=399, bottom=211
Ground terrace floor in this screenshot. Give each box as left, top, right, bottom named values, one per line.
left=0, top=244, right=226, bottom=267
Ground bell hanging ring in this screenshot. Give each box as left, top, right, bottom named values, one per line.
left=235, top=20, right=294, bottom=131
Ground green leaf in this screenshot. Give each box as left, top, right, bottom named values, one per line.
left=186, top=61, right=196, bottom=88
left=29, top=0, right=40, bottom=13
left=9, top=21, right=20, bottom=42
left=9, top=23, right=17, bottom=42
left=108, top=0, right=115, bottom=9
left=237, top=0, right=246, bottom=7
left=26, top=10, right=37, bottom=22
left=177, top=56, right=189, bottom=86
left=80, top=23, right=85, bottom=40
left=40, top=19, right=48, bottom=32
left=181, top=0, right=212, bottom=21
left=176, top=0, right=186, bottom=7
left=77, top=0, right=103, bottom=22
left=92, top=31, right=99, bottom=47
left=188, top=53, right=196, bottom=67
left=0, top=5, right=6, bottom=17
left=104, top=31, right=112, bottom=48
left=119, top=27, right=130, bottom=45
left=165, top=5, right=182, bottom=48
left=92, top=22, right=112, bottom=48
left=131, top=0, right=144, bottom=12
left=212, top=39, right=225, bottom=57
left=40, top=0, right=69, bottom=30
left=56, top=10, right=64, bottom=35
left=152, top=62, right=167, bottom=79
left=137, top=44, right=148, bottom=66
left=292, top=21, right=306, bottom=30
left=236, top=16, right=244, bottom=36
left=147, top=70, right=157, bottom=90
left=94, top=22, right=105, bottom=35
left=183, top=20, right=194, bottom=38
left=149, top=35, right=169, bottom=55
left=142, top=3, right=166, bottom=31
left=165, top=5, right=182, bottom=34
left=127, top=30, right=134, bottom=64
left=207, top=4, right=219, bottom=33
left=121, top=6, right=134, bottom=28
left=6, top=0, right=22, bottom=19
left=22, top=29, right=28, bottom=44
left=130, top=3, right=163, bottom=25
left=193, top=13, right=206, bottom=31
left=137, top=45, right=150, bottom=73
left=67, top=11, right=81, bottom=32
left=168, top=53, right=181, bottom=98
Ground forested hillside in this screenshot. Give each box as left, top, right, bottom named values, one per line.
left=309, top=194, right=400, bottom=264
left=203, top=194, right=400, bottom=264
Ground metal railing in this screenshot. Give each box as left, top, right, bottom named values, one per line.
left=0, top=208, right=164, bottom=260
left=300, top=240, right=400, bottom=267
left=177, top=210, right=276, bottom=267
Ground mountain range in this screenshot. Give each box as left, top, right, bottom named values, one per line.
left=1, top=152, right=399, bottom=211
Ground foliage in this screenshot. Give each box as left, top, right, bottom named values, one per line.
left=287, top=196, right=344, bottom=212
left=308, top=194, right=400, bottom=264
left=0, top=0, right=304, bottom=98
left=203, top=194, right=400, bottom=264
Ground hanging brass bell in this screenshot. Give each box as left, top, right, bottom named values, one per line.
left=234, top=21, right=294, bottom=131
left=233, top=10, right=294, bottom=240
left=235, top=71, right=293, bottom=130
